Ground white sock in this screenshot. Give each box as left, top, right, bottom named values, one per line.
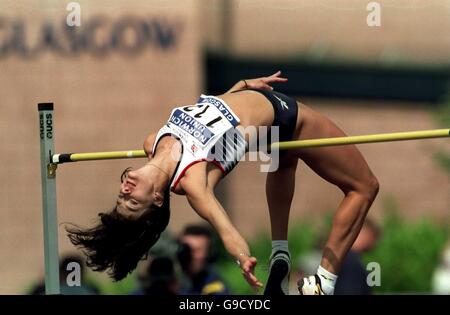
left=271, top=240, right=290, bottom=259
left=317, top=265, right=338, bottom=295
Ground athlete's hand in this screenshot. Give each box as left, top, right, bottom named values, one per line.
left=245, top=70, right=288, bottom=91
left=239, top=256, right=263, bottom=290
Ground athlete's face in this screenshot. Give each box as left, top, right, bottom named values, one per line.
left=116, top=168, right=156, bottom=219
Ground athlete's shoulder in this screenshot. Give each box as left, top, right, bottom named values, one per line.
left=143, top=132, right=157, bottom=157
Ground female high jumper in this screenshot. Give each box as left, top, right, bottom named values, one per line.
left=67, top=71, right=379, bottom=295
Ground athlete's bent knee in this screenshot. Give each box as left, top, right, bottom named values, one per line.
left=360, top=174, right=380, bottom=203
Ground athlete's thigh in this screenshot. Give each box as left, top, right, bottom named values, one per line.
left=293, top=104, right=375, bottom=194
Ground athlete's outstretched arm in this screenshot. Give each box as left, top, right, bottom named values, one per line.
left=182, top=179, right=263, bottom=289
left=226, top=70, right=288, bottom=93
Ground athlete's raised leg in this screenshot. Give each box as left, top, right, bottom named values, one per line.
left=293, top=103, right=379, bottom=294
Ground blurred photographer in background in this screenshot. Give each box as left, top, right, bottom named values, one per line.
left=177, top=225, right=230, bottom=295
left=134, top=256, right=179, bottom=295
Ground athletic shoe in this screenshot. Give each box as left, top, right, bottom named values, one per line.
left=264, top=250, right=291, bottom=296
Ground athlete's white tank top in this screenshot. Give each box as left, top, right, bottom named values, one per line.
left=152, top=94, right=248, bottom=191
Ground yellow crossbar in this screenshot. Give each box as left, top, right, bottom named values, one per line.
left=71, top=150, right=146, bottom=161
left=52, top=128, right=450, bottom=163
left=271, top=128, right=450, bottom=150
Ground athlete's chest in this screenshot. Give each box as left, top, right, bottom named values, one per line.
left=167, top=97, right=239, bottom=149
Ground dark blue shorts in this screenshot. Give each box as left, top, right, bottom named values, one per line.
left=233, top=88, right=299, bottom=143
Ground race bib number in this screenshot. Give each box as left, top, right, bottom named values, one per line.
left=168, top=104, right=233, bottom=146
left=197, top=96, right=239, bottom=126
